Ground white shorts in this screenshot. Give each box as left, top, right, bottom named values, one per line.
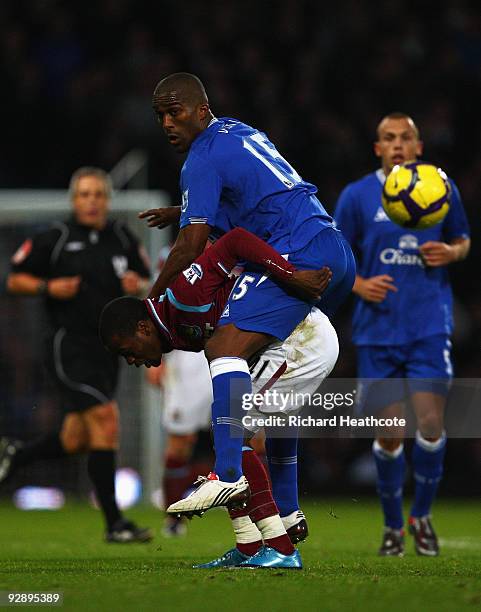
left=161, top=350, right=212, bottom=435
left=245, top=307, right=339, bottom=432
left=161, top=307, right=339, bottom=436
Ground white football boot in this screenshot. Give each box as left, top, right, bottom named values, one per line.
left=167, top=472, right=250, bottom=518
left=281, top=509, right=309, bottom=544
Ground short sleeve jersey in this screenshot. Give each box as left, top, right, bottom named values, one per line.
left=179, top=117, right=333, bottom=254
left=334, top=169, right=470, bottom=346
left=11, top=218, right=150, bottom=335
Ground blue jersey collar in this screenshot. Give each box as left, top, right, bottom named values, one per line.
left=190, top=117, right=220, bottom=150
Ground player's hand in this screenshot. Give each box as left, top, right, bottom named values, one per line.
left=47, top=276, right=82, bottom=300
left=289, top=267, right=332, bottom=300
left=138, top=206, right=181, bottom=229
left=122, top=271, right=147, bottom=295
left=355, top=275, right=397, bottom=303
left=419, top=241, right=456, bottom=267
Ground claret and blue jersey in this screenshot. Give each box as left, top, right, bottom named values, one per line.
left=334, top=169, right=470, bottom=347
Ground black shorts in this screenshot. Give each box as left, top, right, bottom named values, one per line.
left=46, top=329, right=119, bottom=413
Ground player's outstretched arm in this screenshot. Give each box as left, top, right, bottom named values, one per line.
left=208, top=227, right=331, bottom=300
left=148, top=223, right=211, bottom=298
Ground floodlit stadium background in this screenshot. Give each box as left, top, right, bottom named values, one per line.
left=1, top=0, right=480, bottom=508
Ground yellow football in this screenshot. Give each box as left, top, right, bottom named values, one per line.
left=382, top=163, right=451, bottom=229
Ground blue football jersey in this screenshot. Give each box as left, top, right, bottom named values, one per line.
left=334, top=169, right=470, bottom=346
left=179, top=117, right=333, bottom=253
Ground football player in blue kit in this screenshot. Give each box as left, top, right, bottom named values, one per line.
left=334, top=113, right=470, bottom=557
left=141, top=72, right=355, bottom=565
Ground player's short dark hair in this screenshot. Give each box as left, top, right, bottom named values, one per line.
left=99, top=296, right=148, bottom=346
left=152, top=72, right=208, bottom=106
left=69, top=166, right=113, bottom=200
left=376, top=112, right=420, bottom=139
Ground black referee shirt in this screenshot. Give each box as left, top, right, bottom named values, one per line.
left=11, top=217, right=150, bottom=335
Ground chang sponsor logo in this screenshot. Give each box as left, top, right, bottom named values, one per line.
left=380, top=234, right=424, bottom=267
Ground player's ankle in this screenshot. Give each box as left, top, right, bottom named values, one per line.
left=264, top=535, right=295, bottom=556
left=237, top=541, right=262, bottom=556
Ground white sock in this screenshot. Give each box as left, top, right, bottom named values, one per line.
left=416, top=430, right=446, bottom=452
left=373, top=439, right=404, bottom=460
left=231, top=516, right=262, bottom=544
left=256, top=515, right=287, bottom=540
left=281, top=509, right=304, bottom=530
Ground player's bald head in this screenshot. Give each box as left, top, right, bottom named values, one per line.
left=376, top=112, right=420, bottom=140
left=152, top=72, right=208, bottom=108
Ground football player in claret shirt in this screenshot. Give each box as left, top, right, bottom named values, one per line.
left=2, top=167, right=152, bottom=543
left=138, top=73, right=355, bottom=542
left=334, top=113, right=470, bottom=557
left=100, top=228, right=338, bottom=569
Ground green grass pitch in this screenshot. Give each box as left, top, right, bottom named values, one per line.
left=0, top=499, right=479, bottom=611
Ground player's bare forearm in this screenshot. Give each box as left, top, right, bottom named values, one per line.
left=449, top=237, right=470, bottom=262
left=7, top=273, right=46, bottom=296
left=148, top=224, right=211, bottom=298
left=420, top=237, right=471, bottom=267
left=352, top=275, right=365, bottom=297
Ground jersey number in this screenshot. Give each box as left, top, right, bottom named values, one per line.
left=242, top=133, right=302, bottom=189
left=232, top=275, right=255, bottom=301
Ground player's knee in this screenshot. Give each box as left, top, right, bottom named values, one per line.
left=417, top=411, right=444, bottom=440
left=165, top=434, right=196, bottom=462
left=204, top=328, right=232, bottom=361
left=60, top=428, right=88, bottom=454
left=60, top=414, right=89, bottom=454
left=376, top=437, right=404, bottom=453
left=85, top=403, right=119, bottom=447
left=97, top=415, right=119, bottom=447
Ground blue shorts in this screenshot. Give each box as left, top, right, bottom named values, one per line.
left=217, top=227, right=356, bottom=340
left=356, top=334, right=453, bottom=415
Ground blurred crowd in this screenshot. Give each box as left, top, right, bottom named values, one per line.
left=2, top=0, right=481, bottom=202
left=1, top=0, right=480, bottom=494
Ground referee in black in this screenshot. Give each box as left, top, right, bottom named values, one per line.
left=1, top=167, right=152, bottom=542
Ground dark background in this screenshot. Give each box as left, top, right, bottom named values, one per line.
left=0, top=0, right=480, bottom=498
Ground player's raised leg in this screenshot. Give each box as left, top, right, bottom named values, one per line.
left=167, top=328, right=272, bottom=515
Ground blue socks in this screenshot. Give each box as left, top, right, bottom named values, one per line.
left=210, top=358, right=251, bottom=482
left=410, top=431, right=446, bottom=518
left=265, top=433, right=299, bottom=517
left=373, top=440, right=405, bottom=530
